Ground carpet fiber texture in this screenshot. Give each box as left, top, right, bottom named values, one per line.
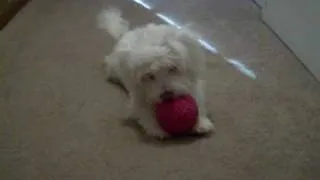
left=0, top=0, right=320, bottom=180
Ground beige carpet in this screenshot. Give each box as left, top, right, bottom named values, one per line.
left=1, top=0, right=320, bottom=180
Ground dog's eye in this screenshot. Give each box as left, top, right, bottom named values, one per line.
left=141, top=73, right=155, bottom=82
left=168, top=66, right=179, bottom=74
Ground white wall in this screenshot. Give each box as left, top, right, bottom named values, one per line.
left=262, top=0, right=320, bottom=80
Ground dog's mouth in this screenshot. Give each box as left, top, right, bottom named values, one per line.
left=158, top=91, right=188, bottom=103
left=160, top=91, right=175, bottom=101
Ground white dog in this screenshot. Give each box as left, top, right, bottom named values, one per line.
left=98, top=8, right=214, bottom=138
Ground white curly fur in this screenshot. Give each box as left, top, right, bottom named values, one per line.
left=98, top=8, right=214, bottom=138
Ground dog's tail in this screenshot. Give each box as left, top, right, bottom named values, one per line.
left=98, top=8, right=129, bottom=39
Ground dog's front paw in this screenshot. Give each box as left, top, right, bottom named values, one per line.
left=194, top=116, right=215, bottom=134
left=143, top=125, right=170, bottom=140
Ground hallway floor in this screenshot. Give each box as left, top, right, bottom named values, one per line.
left=1, top=0, right=320, bottom=180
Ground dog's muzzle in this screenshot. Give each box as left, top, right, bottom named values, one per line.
left=160, top=91, right=175, bottom=101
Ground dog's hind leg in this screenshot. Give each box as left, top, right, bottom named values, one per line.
left=103, top=54, right=129, bottom=94
left=107, top=76, right=128, bottom=94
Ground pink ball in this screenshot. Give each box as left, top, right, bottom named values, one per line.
left=154, top=95, right=198, bottom=136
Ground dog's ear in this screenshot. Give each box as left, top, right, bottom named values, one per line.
left=176, top=31, right=207, bottom=77
left=167, top=40, right=188, bottom=59
left=177, top=31, right=206, bottom=60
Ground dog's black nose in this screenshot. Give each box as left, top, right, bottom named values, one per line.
left=160, top=91, right=175, bottom=101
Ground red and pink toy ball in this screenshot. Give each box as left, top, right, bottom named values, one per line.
left=154, top=95, right=198, bottom=136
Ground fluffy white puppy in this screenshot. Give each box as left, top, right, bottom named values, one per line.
left=98, top=8, right=214, bottom=138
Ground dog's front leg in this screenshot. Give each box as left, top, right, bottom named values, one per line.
left=129, top=95, right=168, bottom=139
left=192, top=79, right=215, bottom=134
left=139, top=106, right=169, bottom=139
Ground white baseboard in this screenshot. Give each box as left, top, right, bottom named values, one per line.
left=254, top=0, right=266, bottom=7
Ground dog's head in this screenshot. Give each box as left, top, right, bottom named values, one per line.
left=133, top=45, right=193, bottom=104
left=110, top=27, right=206, bottom=104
